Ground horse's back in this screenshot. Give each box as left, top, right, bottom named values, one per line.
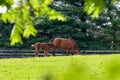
left=52, top=38, right=76, bottom=49
left=63, top=38, right=77, bottom=49
left=49, top=37, right=80, bottom=54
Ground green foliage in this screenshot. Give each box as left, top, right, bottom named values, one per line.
left=10, top=25, right=23, bottom=45
left=0, top=0, right=120, bottom=50
left=0, top=55, right=120, bottom=80
left=0, top=0, right=13, bottom=9
left=91, top=1, right=120, bottom=50
left=84, top=0, right=118, bottom=18
left=84, top=0, right=105, bottom=18
left=0, top=0, right=66, bottom=46
left=0, top=20, right=13, bottom=48
left=23, top=21, right=37, bottom=38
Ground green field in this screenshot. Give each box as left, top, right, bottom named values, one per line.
left=0, top=54, right=120, bottom=80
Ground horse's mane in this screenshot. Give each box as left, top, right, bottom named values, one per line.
left=49, top=38, right=54, bottom=43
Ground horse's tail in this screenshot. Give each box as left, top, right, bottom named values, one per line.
left=49, top=38, right=54, bottom=43
left=75, top=44, right=80, bottom=54
left=71, top=39, right=80, bottom=54
left=31, top=44, right=35, bottom=47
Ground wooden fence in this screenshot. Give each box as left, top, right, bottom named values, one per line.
left=0, top=49, right=120, bottom=58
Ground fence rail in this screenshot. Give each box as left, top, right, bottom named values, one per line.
left=0, top=50, right=120, bottom=58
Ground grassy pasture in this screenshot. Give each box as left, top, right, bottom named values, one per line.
left=0, top=54, right=120, bottom=80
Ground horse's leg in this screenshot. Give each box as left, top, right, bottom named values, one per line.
left=35, top=50, right=39, bottom=57
left=53, top=47, right=56, bottom=56
left=53, top=49, right=56, bottom=56
left=71, top=49, right=74, bottom=55
left=76, top=49, right=80, bottom=55
left=44, top=50, right=48, bottom=57
left=66, top=49, right=70, bottom=56
left=71, top=50, right=74, bottom=55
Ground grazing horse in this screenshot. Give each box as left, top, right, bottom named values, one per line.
left=31, top=42, right=55, bottom=57
left=49, top=38, right=80, bottom=56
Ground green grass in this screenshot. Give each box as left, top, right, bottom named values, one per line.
left=0, top=54, right=120, bottom=80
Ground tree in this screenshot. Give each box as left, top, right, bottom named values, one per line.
left=50, top=0, right=92, bottom=49
left=101, top=1, right=120, bottom=49
left=0, top=0, right=119, bottom=46
left=87, top=0, right=120, bottom=50
left=0, top=0, right=66, bottom=46
left=0, top=20, right=13, bottom=48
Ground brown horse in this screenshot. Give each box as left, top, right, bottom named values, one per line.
left=31, top=42, right=55, bottom=57
left=49, top=38, right=80, bottom=56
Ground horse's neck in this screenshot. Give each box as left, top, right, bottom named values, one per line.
left=49, top=38, right=54, bottom=43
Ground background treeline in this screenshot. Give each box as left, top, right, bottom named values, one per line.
left=0, top=0, right=120, bottom=50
